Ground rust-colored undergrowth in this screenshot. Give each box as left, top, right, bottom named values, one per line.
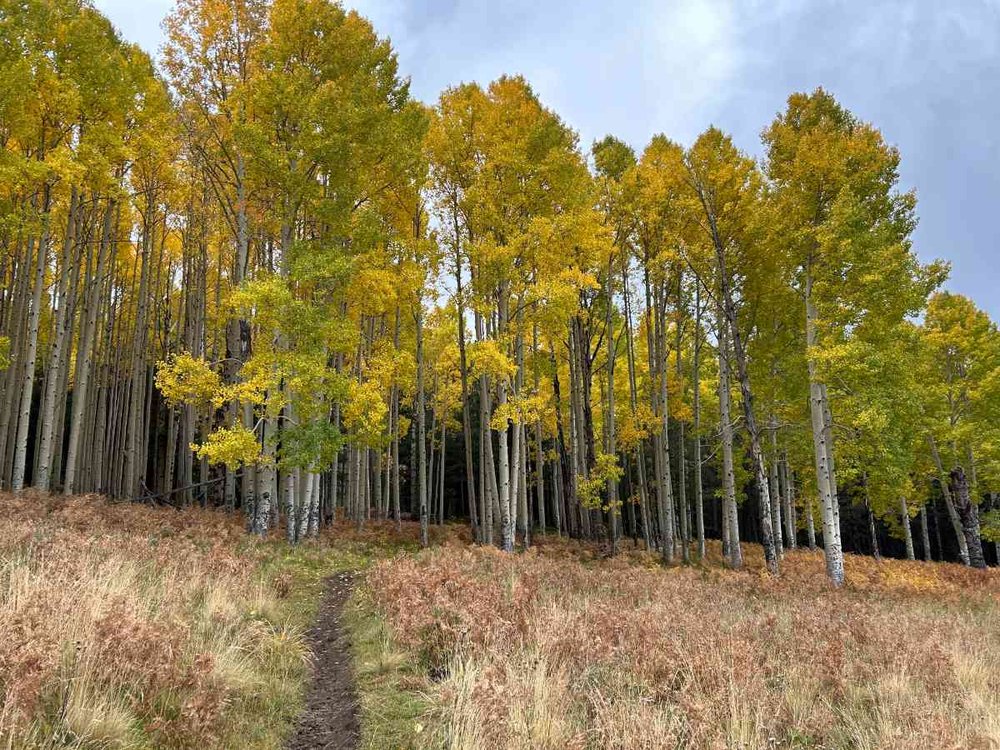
left=367, top=534, right=1000, bottom=749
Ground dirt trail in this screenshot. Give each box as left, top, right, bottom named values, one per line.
left=286, top=572, right=360, bottom=750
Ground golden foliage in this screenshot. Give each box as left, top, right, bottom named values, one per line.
left=155, top=352, right=222, bottom=408
left=193, top=425, right=263, bottom=469
left=468, top=339, right=517, bottom=383
left=343, top=378, right=388, bottom=444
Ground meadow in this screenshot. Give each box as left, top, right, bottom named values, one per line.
left=2, top=495, right=998, bottom=750
left=361, top=535, right=1000, bottom=749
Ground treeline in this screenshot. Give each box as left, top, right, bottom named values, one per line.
left=2, top=0, right=998, bottom=584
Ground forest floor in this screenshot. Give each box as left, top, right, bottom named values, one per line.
left=1, top=495, right=999, bottom=750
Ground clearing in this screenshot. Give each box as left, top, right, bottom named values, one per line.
left=1, top=494, right=998, bottom=750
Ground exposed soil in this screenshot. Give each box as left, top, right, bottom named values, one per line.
left=286, top=572, right=360, bottom=750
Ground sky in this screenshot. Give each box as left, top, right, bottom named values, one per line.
left=95, top=0, right=1000, bottom=318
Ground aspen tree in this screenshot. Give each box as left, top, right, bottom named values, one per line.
left=765, top=90, right=941, bottom=583
left=684, top=129, right=778, bottom=573
left=165, top=0, right=267, bottom=508
left=919, top=293, right=1000, bottom=565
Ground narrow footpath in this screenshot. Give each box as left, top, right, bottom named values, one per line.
left=285, top=572, right=360, bottom=750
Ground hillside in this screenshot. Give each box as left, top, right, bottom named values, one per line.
left=363, top=542, right=1000, bottom=749
left=0, top=492, right=357, bottom=749
left=2, top=495, right=997, bottom=749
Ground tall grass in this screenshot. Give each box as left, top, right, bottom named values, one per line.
left=5, top=496, right=997, bottom=749
left=367, top=538, right=1000, bottom=749
left=0, top=492, right=323, bottom=749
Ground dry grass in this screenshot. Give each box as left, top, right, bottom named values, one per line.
left=366, top=535, right=1000, bottom=750
left=5, top=497, right=997, bottom=750
left=0, top=492, right=367, bottom=750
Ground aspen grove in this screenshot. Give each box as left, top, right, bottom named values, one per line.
left=4, top=0, right=1000, bottom=588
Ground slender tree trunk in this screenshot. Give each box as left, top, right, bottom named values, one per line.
left=391, top=311, right=402, bottom=529
left=298, top=470, right=315, bottom=540
left=374, top=445, right=385, bottom=521
left=692, top=284, right=705, bottom=559
left=438, top=422, right=446, bottom=526
left=497, top=394, right=512, bottom=551
left=12, top=192, right=52, bottom=492
left=864, top=477, right=880, bottom=560
left=928, top=435, right=971, bottom=565
left=674, top=276, right=688, bottom=563
left=0, top=234, right=33, bottom=485
left=308, top=471, right=320, bottom=537
left=254, top=415, right=273, bottom=536
left=622, top=259, right=651, bottom=549
left=519, top=422, right=530, bottom=547
left=390, top=395, right=400, bottom=527
left=652, top=287, right=675, bottom=563
left=899, top=497, right=915, bottom=560
left=768, top=415, right=783, bottom=559
left=868, top=503, right=880, bottom=560
left=35, top=189, right=80, bottom=490
left=948, top=467, right=986, bottom=569
left=65, top=200, right=114, bottom=494
left=606, top=267, right=619, bottom=555
left=454, top=249, right=479, bottom=541
left=478, top=372, right=493, bottom=544
left=427, top=406, right=436, bottom=528
left=806, top=268, right=843, bottom=584
left=781, top=452, right=797, bottom=549
left=225, top=155, right=251, bottom=511
left=568, top=337, right=584, bottom=540
left=719, top=260, right=777, bottom=575
left=124, top=196, right=156, bottom=498
left=534, top=420, right=546, bottom=535
left=512, top=319, right=526, bottom=546
left=552, top=441, right=564, bottom=537
left=285, top=465, right=297, bottom=544
left=510, top=416, right=522, bottom=546
left=549, top=345, right=569, bottom=538
left=416, top=304, right=429, bottom=548
left=919, top=504, right=932, bottom=561
left=716, top=298, right=741, bottom=569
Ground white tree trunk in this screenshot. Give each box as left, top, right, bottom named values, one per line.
left=806, top=271, right=844, bottom=585
left=781, top=454, right=797, bottom=550
left=285, top=468, right=297, bottom=544
left=416, top=306, right=429, bottom=548
left=768, top=417, right=783, bottom=559
left=919, top=505, right=932, bottom=561
left=716, top=302, right=741, bottom=569
left=497, top=380, right=513, bottom=552
left=64, top=201, right=114, bottom=495
left=11, top=212, right=51, bottom=492
left=655, top=301, right=676, bottom=563
left=35, top=190, right=80, bottom=490
left=928, top=435, right=971, bottom=565
left=900, top=497, right=915, bottom=560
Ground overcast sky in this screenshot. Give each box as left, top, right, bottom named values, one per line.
left=95, top=0, right=1000, bottom=317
